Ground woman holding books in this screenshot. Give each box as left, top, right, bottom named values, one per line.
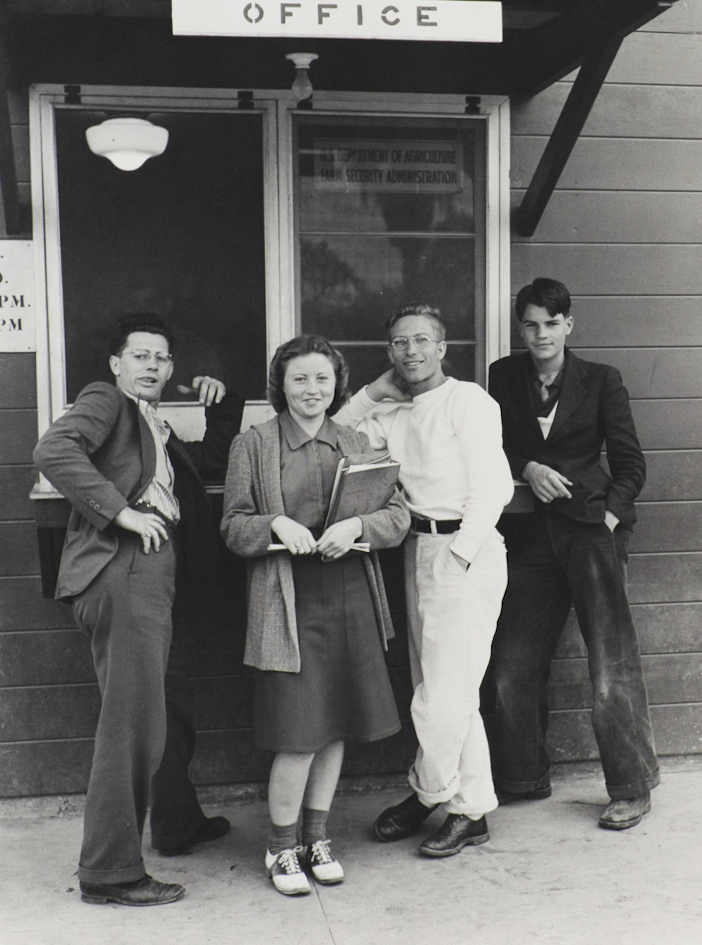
left=220, top=335, right=409, bottom=896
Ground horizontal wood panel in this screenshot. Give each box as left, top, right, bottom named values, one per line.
left=0, top=738, right=95, bottom=797
left=555, top=602, right=702, bottom=658
left=0, top=522, right=39, bottom=574
left=547, top=654, right=702, bottom=711
left=190, top=723, right=418, bottom=786
left=640, top=451, right=702, bottom=502
left=0, top=630, right=96, bottom=686
left=0, top=662, right=414, bottom=741
left=509, top=298, right=702, bottom=349
left=510, top=191, right=702, bottom=244
left=512, top=245, right=702, bottom=296
left=511, top=138, right=702, bottom=191
left=630, top=502, right=702, bottom=553
left=609, top=31, right=702, bottom=85
left=0, top=353, right=36, bottom=408
left=0, top=684, right=101, bottom=741
left=0, top=466, right=36, bottom=520
left=631, top=401, right=702, bottom=451
left=571, top=348, right=702, bottom=399
left=512, top=83, right=702, bottom=139
left=0, top=577, right=75, bottom=631
left=628, top=553, right=702, bottom=603
left=0, top=410, right=37, bottom=464
left=547, top=703, right=702, bottom=763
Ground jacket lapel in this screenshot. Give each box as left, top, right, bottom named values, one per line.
left=511, top=353, right=543, bottom=439
left=257, top=417, right=286, bottom=516
left=547, top=350, right=588, bottom=441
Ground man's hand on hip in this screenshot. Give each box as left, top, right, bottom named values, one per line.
left=114, top=507, right=170, bottom=554
left=523, top=462, right=573, bottom=503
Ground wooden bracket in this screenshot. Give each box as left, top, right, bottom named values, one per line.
left=514, top=33, right=624, bottom=238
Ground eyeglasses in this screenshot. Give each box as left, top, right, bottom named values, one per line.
left=388, top=334, right=439, bottom=352
left=123, top=349, right=173, bottom=366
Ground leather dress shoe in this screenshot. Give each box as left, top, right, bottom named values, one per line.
left=156, top=815, right=231, bottom=856
left=419, top=814, right=489, bottom=858
left=80, top=874, right=185, bottom=906
left=495, top=780, right=552, bottom=805
left=374, top=793, right=436, bottom=842
left=599, top=791, right=651, bottom=830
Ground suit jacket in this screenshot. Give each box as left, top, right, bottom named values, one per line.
left=34, top=382, right=244, bottom=601
left=220, top=415, right=410, bottom=673
left=488, top=350, right=645, bottom=531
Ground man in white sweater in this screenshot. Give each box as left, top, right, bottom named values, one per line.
left=334, top=303, right=513, bottom=857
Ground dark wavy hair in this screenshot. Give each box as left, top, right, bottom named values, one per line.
left=386, top=302, right=446, bottom=341
left=268, top=335, right=350, bottom=415
left=515, top=278, right=571, bottom=321
left=109, top=314, right=175, bottom=357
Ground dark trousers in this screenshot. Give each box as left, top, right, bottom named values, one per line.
left=485, top=507, right=659, bottom=800
left=73, top=533, right=176, bottom=884
left=149, top=618, right=207, bottom=850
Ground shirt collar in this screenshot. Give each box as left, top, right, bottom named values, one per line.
left=528, top=347, right=569, bottom=388
left=279, top=410, right=339, bottom=450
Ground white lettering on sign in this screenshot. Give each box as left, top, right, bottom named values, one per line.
left=172, top=0, right=502, bottom=43
left=0, top=242, right=35, bottom=352
left=314, top=139, right=463, bottom=193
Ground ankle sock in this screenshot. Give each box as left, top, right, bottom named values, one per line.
left=268, top=821, right=299, bottom=854
left=301, top=807, right=330, bottom=846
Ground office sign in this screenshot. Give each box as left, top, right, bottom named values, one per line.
left=0, top=241, right=35, bottom=352
left=314, top=139, right=463, bottom=192
left=172, top=1, right=502, bottom=43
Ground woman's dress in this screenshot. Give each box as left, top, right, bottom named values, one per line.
left=254, top=411, right=401, bottom=753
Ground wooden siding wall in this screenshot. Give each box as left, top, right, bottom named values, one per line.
left=510, top=1, right=702, bottom=762
left=0, top=88, right=416, bottom=796
left=2, top=5, right=701, bottom=798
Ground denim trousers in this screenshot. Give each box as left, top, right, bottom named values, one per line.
left=405, top=529, right=507, bottom=818
left=73, top=533, right=176, bottom=884
left=486, top=507, right=659, bottom=800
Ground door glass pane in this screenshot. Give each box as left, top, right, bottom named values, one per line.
left=295, top=115, right=485, bottom=387
left=55, top=109, right=267, bottom=402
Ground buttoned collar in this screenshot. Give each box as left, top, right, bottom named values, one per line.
left=279, top=410, right=339, bottom=450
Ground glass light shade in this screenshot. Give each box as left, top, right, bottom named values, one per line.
left=85, top=117, right=169, bottom=171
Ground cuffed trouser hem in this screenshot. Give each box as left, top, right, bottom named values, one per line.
left=79, top=859, right=146, bottom=886
left=408, top=766, right=460, bottom=808
left=493, top=771, right=551, bottom=794
left=606, top=767, right=661, bottom=801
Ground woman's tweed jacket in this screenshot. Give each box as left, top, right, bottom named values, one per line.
left=220, top=415, right=410, bottom=673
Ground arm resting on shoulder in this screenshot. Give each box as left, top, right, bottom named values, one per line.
left=181, top=390, right=245, bottom=478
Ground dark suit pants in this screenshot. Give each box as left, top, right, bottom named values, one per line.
left=149, top=618, right=207, bottom=851
left=486, top=508, right=659, bottom=800
left=73, top=533, right=176, bottom=884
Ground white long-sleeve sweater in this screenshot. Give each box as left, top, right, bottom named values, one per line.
left=335, top=377, right=514, bottom=563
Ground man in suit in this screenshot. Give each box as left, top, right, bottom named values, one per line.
left=34, top=314, right=243, bottom=904
left=485, top=277, right=659, bottom=829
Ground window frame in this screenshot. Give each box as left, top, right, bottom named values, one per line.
left=30, top=84, right=510, bottom=444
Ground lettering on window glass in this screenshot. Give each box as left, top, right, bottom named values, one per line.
left=313, top=140, right=463, bottom=193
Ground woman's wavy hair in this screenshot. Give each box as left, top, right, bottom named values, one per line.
left=268, top=335, right=350, bottom=416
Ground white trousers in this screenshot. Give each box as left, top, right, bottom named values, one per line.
left=405, top=528, right=507, bottom=818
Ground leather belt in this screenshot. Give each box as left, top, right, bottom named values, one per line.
left=410, top=516, right=462, bottom=535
